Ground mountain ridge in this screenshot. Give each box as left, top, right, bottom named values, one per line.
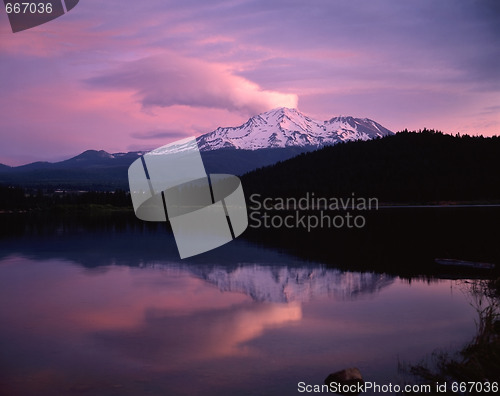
left=197, top=107, right=393, bottom=151
left=0, top=108, right=392, bottom=169
left=0, top=108, right=393, bottom=189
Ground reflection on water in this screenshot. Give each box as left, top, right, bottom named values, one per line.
left=0, top=215, right=482, bottom=395
left=0, top=259, right=477, bottom=395
left=143, top=263, right=394, bottom=303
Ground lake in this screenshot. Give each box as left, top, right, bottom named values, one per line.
left=0, top=212, right=493, bottom=395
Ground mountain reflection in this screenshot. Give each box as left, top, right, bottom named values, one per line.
left=0, top=215, right=394, bottom=303
left=142, top=263, right=394, bottom=303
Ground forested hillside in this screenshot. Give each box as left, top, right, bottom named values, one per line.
left=242, top=130, right=500, bottom=203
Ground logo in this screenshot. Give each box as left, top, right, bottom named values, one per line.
left=4, top=0, right=79, bottom=33
left=128, top=137, right=248, bottom=259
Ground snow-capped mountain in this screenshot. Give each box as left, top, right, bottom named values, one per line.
left=0, top=108, right=394, bottom=187
left=197, top=107, right=393, bottom=151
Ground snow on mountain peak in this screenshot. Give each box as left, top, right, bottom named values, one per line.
left=196, top=107, right=393, bottom=151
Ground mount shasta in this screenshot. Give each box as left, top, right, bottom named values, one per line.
left=0, top=108, right=393, bottom=189
left=197, top=107, right=392, bottom=150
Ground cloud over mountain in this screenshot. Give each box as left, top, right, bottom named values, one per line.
left=86, top=54, right=298, bottom=116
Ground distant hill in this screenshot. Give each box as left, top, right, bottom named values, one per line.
left=0, top=147, right=313, bottom=190
left=241, top=130, right=500, bottom=203
left=0, top=150, right=143, bottom=190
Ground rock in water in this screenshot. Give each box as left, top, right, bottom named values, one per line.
left=324, top=367, right=364, bottom=395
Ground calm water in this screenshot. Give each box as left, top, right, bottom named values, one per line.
left=0, top=216, right=483, bottom=395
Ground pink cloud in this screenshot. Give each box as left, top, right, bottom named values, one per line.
left=0, top=74, right=261, bottom=165
left=85, top=54, right=298, bottom=116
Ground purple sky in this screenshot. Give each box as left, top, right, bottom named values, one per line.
left=0, top=0, right=499, bottom=165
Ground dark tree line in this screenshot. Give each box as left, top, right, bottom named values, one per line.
left=242, top=129, right=500, bottom=203
left=0, top=187, right=131, bottom=211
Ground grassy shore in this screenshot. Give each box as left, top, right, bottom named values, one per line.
left=407, top=278, right=500, bottom=394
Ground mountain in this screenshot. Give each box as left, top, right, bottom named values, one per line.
left=197, top=107, right=393, bottom=151
left=63, top=149, right=117, bottom=163
left=0, top=108, right=392, bottom=189
left=12, top=150, right=145, bottom=172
